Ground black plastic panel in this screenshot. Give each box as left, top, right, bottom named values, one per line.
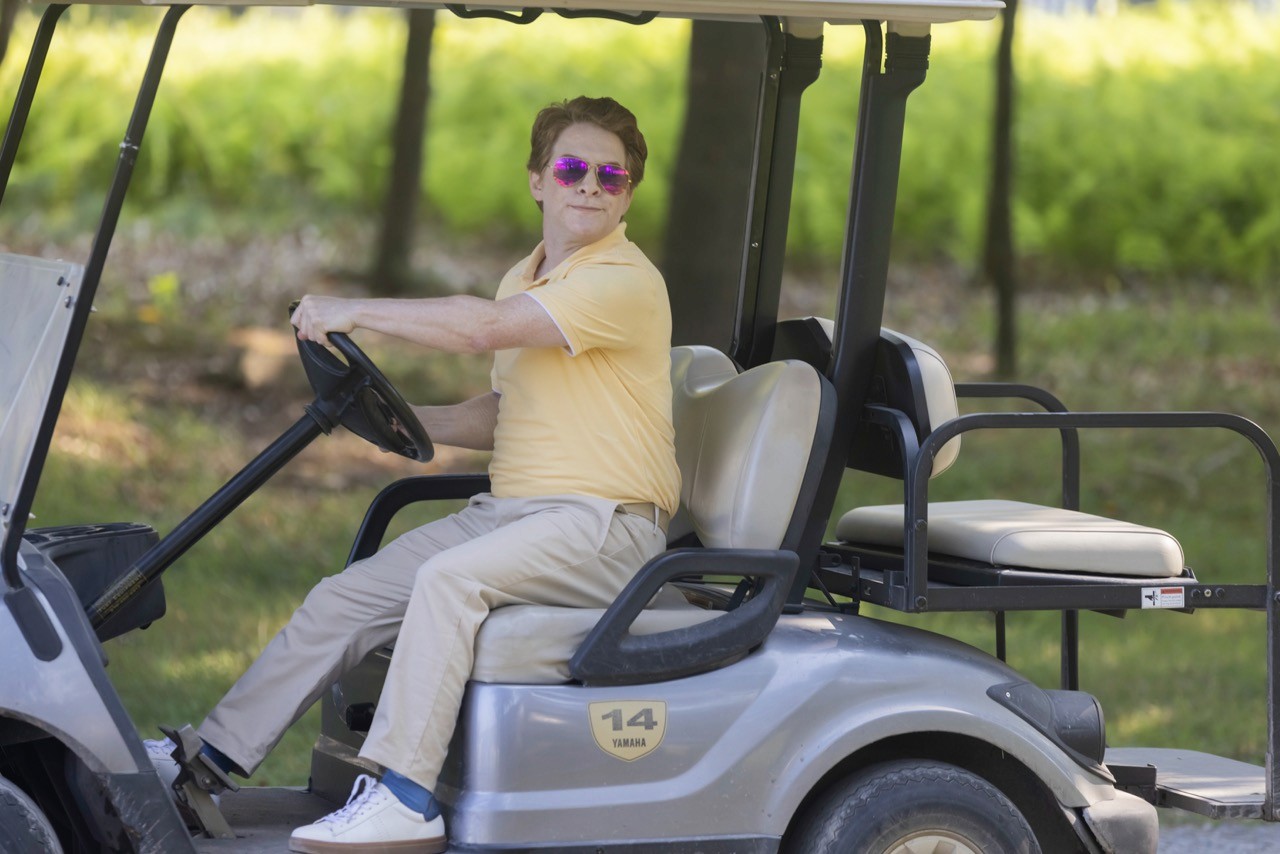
left=25, top=522, right=164, bottom=641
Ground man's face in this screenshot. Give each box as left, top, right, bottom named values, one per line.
left=529, top=122, right=633, bottom=251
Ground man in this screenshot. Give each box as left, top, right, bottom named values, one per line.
left=147, top=96, right=679, bottom=853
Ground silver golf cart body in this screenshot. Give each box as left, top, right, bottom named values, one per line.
left=1, top=0, right=1275, bottom=852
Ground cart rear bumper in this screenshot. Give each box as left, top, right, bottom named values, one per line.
left=1082, top=790, right=1159, bottom=854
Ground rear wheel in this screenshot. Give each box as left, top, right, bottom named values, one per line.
left=789, top=760, right=1040, bottom=854
left=0, top=774, right=62, bottom=854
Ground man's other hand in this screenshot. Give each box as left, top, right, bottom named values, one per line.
left=291, top=295, right=361, bottom=347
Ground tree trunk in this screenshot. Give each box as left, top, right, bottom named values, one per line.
left=983, top=0, right=1019, bottom=378
left=0, top=0, right=20, bottom=68
left=371, top=9, right=436, bottom=295
left=662, top=21, right=764, bottom=351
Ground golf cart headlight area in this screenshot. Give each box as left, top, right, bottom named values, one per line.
left=990, top=680, right=1108, bottom=772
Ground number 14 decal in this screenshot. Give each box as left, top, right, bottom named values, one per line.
left=588, top=701, right=668, bottom=761
left=600, top=706, right=660, bottom=732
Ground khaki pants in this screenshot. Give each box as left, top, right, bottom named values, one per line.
left=198, top=493, right=665, bottom=790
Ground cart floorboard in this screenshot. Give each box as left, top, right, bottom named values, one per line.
left=1106, top=748, right=1266, bottom=821
left=190, top=788, right=330, bottom=854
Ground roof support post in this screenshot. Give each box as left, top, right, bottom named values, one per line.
left=1269, top=456, right=1279, bottom=819
left=2, top=6, right=189, bottom=612
left=788, top=21, right=930, bottom=605
left=731, top=18, right=823, bottom=370
left=0, top=4, right=67, bottom=208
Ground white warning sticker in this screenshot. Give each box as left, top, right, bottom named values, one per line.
left=1140, top=586, right=1186, bottom=609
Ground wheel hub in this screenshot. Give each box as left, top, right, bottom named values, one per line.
left=886, top=829, right=983, bottom=854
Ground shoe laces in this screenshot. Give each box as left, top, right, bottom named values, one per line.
left=318, top=774, right=390, bottom=826
left=145, top=738, right=177, bottom=760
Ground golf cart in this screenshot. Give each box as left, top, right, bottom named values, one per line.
left=2, top=1, right=1276, bottom=852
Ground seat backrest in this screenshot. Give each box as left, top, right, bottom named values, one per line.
left=773, top=318, right=960, bottom=481
left=667, top=346, right=827, bottom=550
left=859, top=328, right=961, bottom=478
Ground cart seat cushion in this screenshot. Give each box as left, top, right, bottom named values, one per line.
left=470, top=346, right=824, bottom=684
left=884, top=329, right=962, bottom=476
left=837, top=499, right=1185, bottom=577
left=471, top=586, right=714, bottom=684
left=668, top=345, right=824, bottom=549
left=807, top=320, right=961, bottom=477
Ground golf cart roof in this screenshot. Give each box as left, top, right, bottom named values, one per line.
left=67, top=0, right=1003, bottom=25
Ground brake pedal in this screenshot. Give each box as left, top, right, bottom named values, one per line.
left=158, top=724, right=239, bottom=839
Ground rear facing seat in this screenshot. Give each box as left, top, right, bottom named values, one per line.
left=472, top=345, right=829, bottom=684
left=838, top=499, right=1184, bottom=578
left=828, top=326, right=1187, bottom=579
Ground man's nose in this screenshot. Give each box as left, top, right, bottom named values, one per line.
left=577, top=169, right=602, bottom=195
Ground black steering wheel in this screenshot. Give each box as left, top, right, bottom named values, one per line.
left=294, top=322, right=434, bottom=463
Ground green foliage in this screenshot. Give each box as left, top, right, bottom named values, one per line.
left=1, top=5, right=1277, bottom=284
left=1004, top=7, right=1280, bottom=285
left=799, top=7, right=1280, bottom=285
left=422, top=15, right=686, bottom=246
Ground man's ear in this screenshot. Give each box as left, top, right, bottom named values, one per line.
left=529, top=170, right=545, bottom=204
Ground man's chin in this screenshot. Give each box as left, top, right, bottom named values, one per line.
left=559, top=222, right=616, bottom=246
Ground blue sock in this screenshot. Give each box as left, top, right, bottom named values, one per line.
left=381, top=769, right=441, bottom=821
left=200, top=743, right=237, bottom=776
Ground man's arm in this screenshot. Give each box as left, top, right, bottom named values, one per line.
left=291, top=293, right=566, bottom=354
left=413, top=391, right=500, bottom=451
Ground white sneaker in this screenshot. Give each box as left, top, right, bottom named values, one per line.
left=143, top=737, right=221, bottom=804
left=289, top=774, right=447, bottom=854
left=144, top=738, right=181, bottom=791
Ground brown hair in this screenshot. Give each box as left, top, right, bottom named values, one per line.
left=527, top=96, right=648, bottom=188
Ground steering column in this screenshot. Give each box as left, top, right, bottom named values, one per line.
left=87, top=324, right=432, bottom=631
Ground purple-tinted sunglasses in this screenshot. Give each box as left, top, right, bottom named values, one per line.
left=552, top=156, right=631, bottom=195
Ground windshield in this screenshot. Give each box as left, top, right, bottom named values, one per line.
left=0, top=254, right=84, bottom=563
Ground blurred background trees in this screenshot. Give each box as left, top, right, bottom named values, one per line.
left=370, top=9, right=436, bottom=296
left=0, top=5, right=1276, bottom=339
left=984, top=0, right=1020, bottom=377
left=662, top=20, right=763, bottom=352
left=0, top=0, right=18, bottom=67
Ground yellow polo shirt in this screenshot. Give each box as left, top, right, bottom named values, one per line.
left=488, top=224, right=680, bottom=516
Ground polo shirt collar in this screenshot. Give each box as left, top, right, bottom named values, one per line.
left=522, top=223, right=629, bottom=286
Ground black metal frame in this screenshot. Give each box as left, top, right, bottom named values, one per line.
left=346, top=474, right=492, bottom=566
left=0, top=5, right=66, bottom=206
left=825, top=400, right=1280, bottom=818
left=87, top=415, right=323, bottom=629
left=785, top=23, right=932, bottom=605
left=442, top=6, right=658, bottom=25
left=856, top=368, right=1086, bottom=681
left=731, top=19, right=823, bottom=370
left=1, top=5, right=190, bottom=657
left=893, top=411, right=1278, bottom=613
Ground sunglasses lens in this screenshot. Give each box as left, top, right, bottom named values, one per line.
left=596, top=164, right=630, bottom=195
left=553, top=157, right=589, bottom=187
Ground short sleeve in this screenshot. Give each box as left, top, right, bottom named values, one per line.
left=526, top=262, right=662, bottom=355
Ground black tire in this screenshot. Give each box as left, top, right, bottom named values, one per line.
left=0, top=774, right=62, bottom=854
left=788, top=760, right=1041, bottom=854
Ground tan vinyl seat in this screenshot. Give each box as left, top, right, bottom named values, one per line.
left=838, top=499, right=1184, bottom=577
left=835, top=330, right=1186, bottom=579
left=473, top=345, right=826, bottom=684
